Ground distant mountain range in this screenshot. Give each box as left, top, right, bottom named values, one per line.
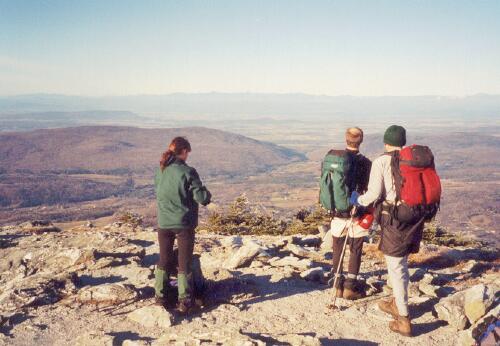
left=1, top=93, right=499, bottom=119
left=0, top=126, right=305, bottom=177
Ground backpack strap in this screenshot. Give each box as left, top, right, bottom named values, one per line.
left=384, top=151, right=403, bottom=203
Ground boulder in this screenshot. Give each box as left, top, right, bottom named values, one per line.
left=300, top=267, right=325, bottom=282
left=409, top=268, right=426, bottom=282
left=286, top=243, right=311, bottom=258
left=221, top=235, right=243, bottom=249
left=77, top=283, right=137, bottom=305
left=200, top=253, right=222, bottom=269
left=434, top=291, right=469, bottom=330
left=45, top=248, right=94, bottom=269
left=114, top=263, right=152, bottom=287
left=458, top=304, right=500, bottom=346
left=270, top=256, right=313, bottom=270
left=418, top=282, right=440, bottom=297
left=224, top=241, right=263, bottom=269
left=128, top=305, right=173, bottom=328
left=464, top=284, right=496, bottom=324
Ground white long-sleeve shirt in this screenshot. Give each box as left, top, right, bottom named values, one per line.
left=358, top=153, right=397, bottom=206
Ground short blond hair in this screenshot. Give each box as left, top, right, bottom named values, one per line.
left=345, top=127, right=364, bottom=148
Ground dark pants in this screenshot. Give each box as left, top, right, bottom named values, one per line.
left=332, top=236, right=364, bottom=277
left=157, top=228, right=195, bottom=274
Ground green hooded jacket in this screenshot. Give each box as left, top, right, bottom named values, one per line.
left=154, top=158, right=211, bottom=230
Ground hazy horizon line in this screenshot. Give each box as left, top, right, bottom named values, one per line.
left=2, top=91, right=500, bottom=98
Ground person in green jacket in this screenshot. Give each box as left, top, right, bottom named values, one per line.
left=154, top=136, right=211, bottom=313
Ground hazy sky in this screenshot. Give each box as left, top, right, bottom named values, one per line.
left=1, top=0, right=499, bottom=96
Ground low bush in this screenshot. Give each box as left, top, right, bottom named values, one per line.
left=202, top=194, right=330, bottom=235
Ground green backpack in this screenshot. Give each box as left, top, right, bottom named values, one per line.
left=319, top=150, right=356, bottom=213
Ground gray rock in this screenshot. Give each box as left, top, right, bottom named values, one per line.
left=221, top=235, right=243, bottom=249
left=434, top=290, right=469, bottom=330
left=461, top=259, right=481, bottom=273
left=200, top=252, right=222, bottom=268
left=409, top=268, right=426, bottom=282
left=458, top=303, right=500, bottom=346
left=408, top=282, right=422, bottom=298
left=464, top=284, right=496, bottom=324
left=270, top=256, right=313, bottom=270
left=223, top=241, right=263, bottom=269
left=418, top=281, right=440, bottom=297
left=114, top=263, right=152, bottom=287
left=128, top=305, right=173, bottom=328
left=286, top=243, right=311, bottom=258
left=300, top=267, right=325, bottom=282
left=77, top=283, right=137, bottom=305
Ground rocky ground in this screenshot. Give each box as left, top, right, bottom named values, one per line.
left=0, top=220, right=498, bottom=346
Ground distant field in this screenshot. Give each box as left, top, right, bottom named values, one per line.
left=0, top=122, right=498, bottom=246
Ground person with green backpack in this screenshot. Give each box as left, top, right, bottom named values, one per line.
left=319, top=127, right=372, bottom=300
left=154, top=136, right=211, bottom=314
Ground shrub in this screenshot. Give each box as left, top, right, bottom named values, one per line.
left=422, top=222, right=480, bottom=247
left=114, top=211, right=143, bottom=228
left=202, top=195, right=330, bottom=235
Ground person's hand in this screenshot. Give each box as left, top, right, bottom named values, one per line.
left=350, top=191, right=361, bottom=207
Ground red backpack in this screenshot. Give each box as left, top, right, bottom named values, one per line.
left=390, top=145, right=441, bottom=222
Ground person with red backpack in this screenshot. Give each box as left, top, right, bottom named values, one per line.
left=350, top=125, right=441, bottom=337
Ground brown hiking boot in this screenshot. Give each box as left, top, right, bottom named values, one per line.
left=389, top=315, right=412, bottom=337
left=343, top=278, right=365, bottom=300
left=154, top=296, right=166, bottom=306
left=378, top=298, right=399, bottom=318
left=329, top=275, right=344, bottom=298
left=177, top=297, right=195, bottom=315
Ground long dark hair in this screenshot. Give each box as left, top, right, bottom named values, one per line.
left=160, top=137, right=191, bottom=171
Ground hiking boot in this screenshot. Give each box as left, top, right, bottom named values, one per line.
left=378, top=298, right=399, bottom=318
left=177, top=297, right=195, bottom=314
left=328, top=275, right=344, bottom=298
left=154, top=295, right=166, bottom=306
left=389, top=315, right=412, bottom=337
left=343, top=278, right=365, bottom=300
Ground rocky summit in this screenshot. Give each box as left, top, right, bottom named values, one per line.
left=0, top=220, right=498, bottom=346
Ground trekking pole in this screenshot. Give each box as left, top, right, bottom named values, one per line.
left=327, top=207, right=357, bottom=311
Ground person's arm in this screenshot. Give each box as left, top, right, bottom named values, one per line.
left=358, top=158, right=384, bottom=207
left=189, top=169, right=212, bottom=206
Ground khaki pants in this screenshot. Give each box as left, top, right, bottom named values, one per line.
left=385, top=254, right=409, bottom=317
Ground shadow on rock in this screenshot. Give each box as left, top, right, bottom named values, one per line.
left=0, top=313, right=33, bottom=336
left=412, top=320, right=448, bottom=337
left=321, top=338, right=378, bottom=346
left=107, top=331, right=155, bottom=346
left=128, top=239, right=155, bottom=248
left=141, top=253, right=159, bottom=267
left=76, top=274, right=127, bottom=287
left=411, top=297, right=440, bottom=319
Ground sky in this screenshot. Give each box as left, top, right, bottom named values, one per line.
left=1, top=0, right=499, bottom=96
